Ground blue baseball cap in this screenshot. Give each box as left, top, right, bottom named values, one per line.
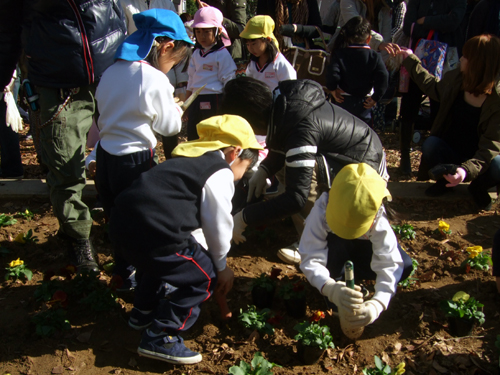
left=115, top=9, right=194, bottom=62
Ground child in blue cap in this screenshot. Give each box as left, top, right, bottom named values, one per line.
left=95, top=9, right=193, bottom=289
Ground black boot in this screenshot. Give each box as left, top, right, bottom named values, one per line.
left=399, top=120, right=413, bottom=175
left=468, top=172, right=498, bottom=210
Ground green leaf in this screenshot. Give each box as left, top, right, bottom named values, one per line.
left=23, top=268, right=33, bottom=281
left=374, top=355, right=383, bottom=370
left=229, top=365, right=247, bottom=375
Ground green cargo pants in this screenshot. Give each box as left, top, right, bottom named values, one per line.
left=37, top=84, right=97, bottom=240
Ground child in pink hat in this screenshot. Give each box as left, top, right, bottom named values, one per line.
left=186, top=6, right=236, bottom=141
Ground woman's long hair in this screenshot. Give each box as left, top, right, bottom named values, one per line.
left=461, top=34, right=500, bottom=96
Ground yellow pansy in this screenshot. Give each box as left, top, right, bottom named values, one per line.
left=9, top=258, right=24, bottom=268
left=395, top=362, right=405, bottom=375
left=438, top=221, right=450, bottom=232
left=452, top=291, right=470, bottom=302
left=13, top=232, right=25, bottom=244
left=466, top=246, right=483, bottom=259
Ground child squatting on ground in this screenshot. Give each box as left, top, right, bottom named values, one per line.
left=94, top=9, right=193, bottom=289
left=240, top=15, right=296, bottom=91
left=299, top=163, right=413, bottom=335
left=108, top=115, right=263, bottom=365
left=326, top=16, right=388, bottom=125
left=185, top=6, right=236, bottom=141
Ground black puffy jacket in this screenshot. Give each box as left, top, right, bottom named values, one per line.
left=0, top=0, right=126, bottom=89
left=243, top=79, right=387, bottom=226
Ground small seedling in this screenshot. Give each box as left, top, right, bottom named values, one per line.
left=5, top=258, right=32, bottom=281
left=434, top=220, right=452, bottom=237
left=34, top=279, right=67, bottom=302
left=391, top=223, right=416, bottom=241
left=228, top=352, right=281, bottom=375
left=14, top=229, right=39, bottom=244
left=18, top=209, right=35, bottom=221
left=440, top=291, right=485, bottom=325
left=251, top=269, right=280, bottom=292
left=294, top=311, right=335, bottom=350
left=278, top=276, right=306, bottom=300
left=31, top=309, right=71, bottom=337
left=398, top=258, right=419, bottom=288
left=461, top=246, right=492, bottom=272
left=239, top=305, right=275, bottom=335
left=362, top=355, right=405, bottom=375
left=0, top=214, right=17, bottom=227
left=80, top=288, right=119, bottom=312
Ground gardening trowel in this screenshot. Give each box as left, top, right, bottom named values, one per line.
left=180, top=84, right=206, bottom=113
left=339, top=261, right=365, bottom=340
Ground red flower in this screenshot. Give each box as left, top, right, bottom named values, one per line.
left=310, top=310, right=325, bottom=322
left=270, top=268, right=282, bottom=280
left=109, top=275, right=124, bottom=291
left=267, top=314, right=283, bottom=325
left=49, top=290, right=69, bottom=308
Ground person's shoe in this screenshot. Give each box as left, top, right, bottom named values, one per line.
left=129, top=308, right=155, bottom=330
left=114, top=269, right=137, bottom=292
left=425, top=179, right=450, bottom=197
left=68, top=239, right=99, bottom=273
left=277, top=242, right=301, bottom=265
left=138, top=331, right=202, bottom=364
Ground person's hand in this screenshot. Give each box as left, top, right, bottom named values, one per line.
left=364, top=97, right=376, bottom=109
left=88, top=161, right=97, bottom=178
left=322, top=279, right=364, bottom=311
left=343, top=299, right=385, bottom=329
left=215, top=266, right=234, bottom=296
left=332, top=88, right=345, bottom=104
left=197, top=0, right=209, bottom=8
left=379, top=42, right=400, bottom=56
left=232, top=210, right=247, bottom=244
left=3, top=85, right=23, bottom=133
left=444, top=167, right=466, bottom=187
left=417, top=17, right=425, bottom=25
left=247, top=167, right=268, bottom=202
left=397, top=47, right=414, bottom=60
left=280, top=24, right=296, bottom=37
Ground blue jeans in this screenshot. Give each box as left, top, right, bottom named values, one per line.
left=421, top=136, right=500, bottom=183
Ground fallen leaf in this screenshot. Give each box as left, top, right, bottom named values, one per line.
left=65, top=348, right=75, bottom=361
left=381, top=352, right=391, bottom=365
left=432, top=360, right=448, bottom=373
left=392, top=342, right=402, bottom=354
left=51, top=366, right=64, bottom=374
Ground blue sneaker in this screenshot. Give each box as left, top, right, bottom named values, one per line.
left=128, top=308, right=155, bottom=330
left=138, top=331, right=202, bottom=364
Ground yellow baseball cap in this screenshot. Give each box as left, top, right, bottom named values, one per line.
left=326, top=163, right=392, bottom=240
left=172, top=115, right=263, bottom=157
left=240, top=15, right=279, bottom=50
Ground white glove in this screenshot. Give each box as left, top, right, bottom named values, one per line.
left=343, top=299, right=385, bottom=329
left=321, top=279, right=364, bottom=311
left=4, top=76, right=23, bottom=133
left=232, top=210, right=247, bottom=245
left=247, top=167, right=268, bottom=202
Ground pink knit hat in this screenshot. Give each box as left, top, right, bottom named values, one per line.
left=192, top=6, right=231, bottom=46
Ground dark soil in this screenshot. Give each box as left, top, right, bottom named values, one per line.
left=1, top=128, right=499, bottom=375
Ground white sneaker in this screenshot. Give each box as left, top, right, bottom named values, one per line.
left=277, top=242, right=301, bottom=265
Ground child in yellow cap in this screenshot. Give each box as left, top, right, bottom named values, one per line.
left=299, top=163, right=413, bottom=334
left=109, top=115, right=262, bottom=365
left=240, top=15, right=296, bottom=91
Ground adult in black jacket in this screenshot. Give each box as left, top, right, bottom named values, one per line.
left=0, top=0, right=127, bottom=272
left=222, top=78, right=388, bottom=264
